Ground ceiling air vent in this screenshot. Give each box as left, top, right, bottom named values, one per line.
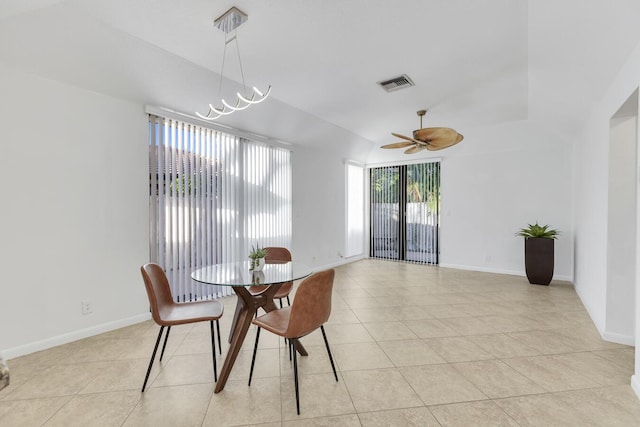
left=377, top=74, right=415, bottom=92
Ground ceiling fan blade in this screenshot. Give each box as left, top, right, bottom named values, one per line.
left=381, top=141, right=416, bottom=149
left=413, top=127, right=463, bottom=150
left=392, top=132, right=423, bottom=145
left=404, top=145, right=426, bottom=154
left=426, top=132, right=464, bottom=151
left=413, top=127, right=458, bottom=142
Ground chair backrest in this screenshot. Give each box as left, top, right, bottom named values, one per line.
left=141, top=263, right=175, bottom=324
left=286, top=269, right=335, bottom=338
left=250, top=247, right=293, bottom=294
left=264, top=247, right=292, bottom=263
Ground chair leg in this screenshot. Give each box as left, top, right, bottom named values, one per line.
left=248, top=327, right=261, bottom=386
left=159, top=326, right=171, bottom=361
left=210, top=321, right=218, bottom=382
left=216, top=320, right=222, bottom=355
left=292, top=338, right=301, bottom=415
left=320, top=326, right=338, bottom=382
left=142, top=325, right=165, bottom=392
left=286, top=296, right=291, bottom=306
left=278, top=298, right=283, bottom=309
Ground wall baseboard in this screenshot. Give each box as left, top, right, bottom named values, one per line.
left=602, top=330, right=636, bottom=346
left=632, top=375, right=640, bottom=400
left=1, top=313, right=151, bottom=360
left=318, top=255, right=365, bottom=270
left=439, top=263, right=573, bottom=283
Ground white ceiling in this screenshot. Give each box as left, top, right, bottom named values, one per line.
left=2, top=0, right=640, bottom=148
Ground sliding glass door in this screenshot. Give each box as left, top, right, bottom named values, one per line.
left=370, top=162, right=440, bottom=264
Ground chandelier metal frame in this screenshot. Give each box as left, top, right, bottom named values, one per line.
left=196, top=7, right=271, bottom=121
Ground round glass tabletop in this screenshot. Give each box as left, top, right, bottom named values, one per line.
left=191, top=261, right=313, bottom=287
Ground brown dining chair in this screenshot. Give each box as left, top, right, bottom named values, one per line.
left=249, top=246, right=293, bottom=307
left=248, top=269, right=338, bottom=415
left=140, top=263, right=224, bottom=392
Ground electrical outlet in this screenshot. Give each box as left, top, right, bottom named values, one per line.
left=81, top=300, right=93, bottom=315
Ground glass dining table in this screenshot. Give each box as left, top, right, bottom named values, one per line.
left=192, top=260, right=313, bottom=393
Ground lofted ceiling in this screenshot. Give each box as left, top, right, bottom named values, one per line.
left=2, top=0, right=640, bottom=149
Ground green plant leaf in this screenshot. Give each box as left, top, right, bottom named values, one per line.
left=516, top=222, right=559, bottom=239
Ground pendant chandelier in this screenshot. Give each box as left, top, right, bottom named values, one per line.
left=196, top=7, right=271, bottom=121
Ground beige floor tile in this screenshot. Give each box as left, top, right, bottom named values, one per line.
left=429, top=400, right=520, bottom=427
left=378, top=339, right=446, bottom=367
left=475, top=314, right=537, bottom=333
left=280, top=345, right=336, bottom=378
left=150, top=352, right=218, bottom=387
left=374, top=296, right=408, bottom=307
left=549, top=351, right=633, bottom=386
left=283, top=413, right=361, bottom=426
left=326, top=309, right=360, bottom=324
left=332, top=342, right=394, bottom=371
left=502, top=355, right=599, bottom=392
left=80, top=359, right=162, bottom=393
left=118, top=333, right=186, bottom=361
left=228, top=348, right=282, bottom=382
left=363, top=321, right=418, bottom=341
left=592, top=347, right=637, bottom=371
left=203, top=377, right=281, bottom=426
left=588, top=385, right=640, bottom=422
left=358, top=407, right=440, bottom=426
left=388, top=305, right=434, bottom=321
left=496, top=387, right=640, bottom=427
left=553, top=327, right=626, bottom=351
left=337, top=287, right=373, bottom=298
left=399, top=364, right=487, bottom=405
left=452, top=360, right=546, bottom=398
left=342, top=368, right=423, bottom=412
left=0, top=396, right=71, bottom=426
left=281, top=372, right=355, bottom=420
left=343, top=297, right=385, bottom=309
left=43, top=390, right=140, bottom=427
left=506, top=330, right=584, bottom=354
left=467, top=333, right=539, bottom=358
left=352, top=307, right=400, bottom=323
left=424, top=336, right=494, bottom=363
left=124, top=383, right=214, bottom=427
left=6, top=260, right=640, bottom=427
left=322, top=323, right=374, bottom=344
left=403, top=319, right=458, bottom=338
left=440, top=317, right=501, bottom=336
left=495, top=392, right=593, bottom=426
left=421, top=304, right=474, bottom=319
left=8, top=362, right=108, bottom=399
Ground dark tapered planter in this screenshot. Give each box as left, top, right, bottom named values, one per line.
left=524, top=237, right=554, bottom=285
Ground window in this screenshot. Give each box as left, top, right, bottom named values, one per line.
left=148, top=114, right=292, bottom=300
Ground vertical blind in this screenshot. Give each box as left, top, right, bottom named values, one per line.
left=149, top=114, right=292, bottom=301
left=370, top=162, right=440, bottom=265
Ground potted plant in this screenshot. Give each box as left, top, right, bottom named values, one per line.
left=516, top=222, right=559, bottom=285
left=248, top=244, right=268, bottom=271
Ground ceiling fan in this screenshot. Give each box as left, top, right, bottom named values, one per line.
left=381, top=110, right=464, bottom=154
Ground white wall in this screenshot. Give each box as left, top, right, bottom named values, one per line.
left=573, top=40, right=640, bottom=398
left=0, top=68, right=371, bottom=358
left=367, top=120, right=573, bottom=281
left=291, top=147, right=363, bottom=268
left=0, top=65, right=150, bottom=357
left=606, top=114, right=637, bottom=344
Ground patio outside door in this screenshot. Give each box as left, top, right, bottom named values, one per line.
left=369, top=162, right=440, bottom=264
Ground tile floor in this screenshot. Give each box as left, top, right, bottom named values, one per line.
left=1, top=259, right=639, bottom=426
